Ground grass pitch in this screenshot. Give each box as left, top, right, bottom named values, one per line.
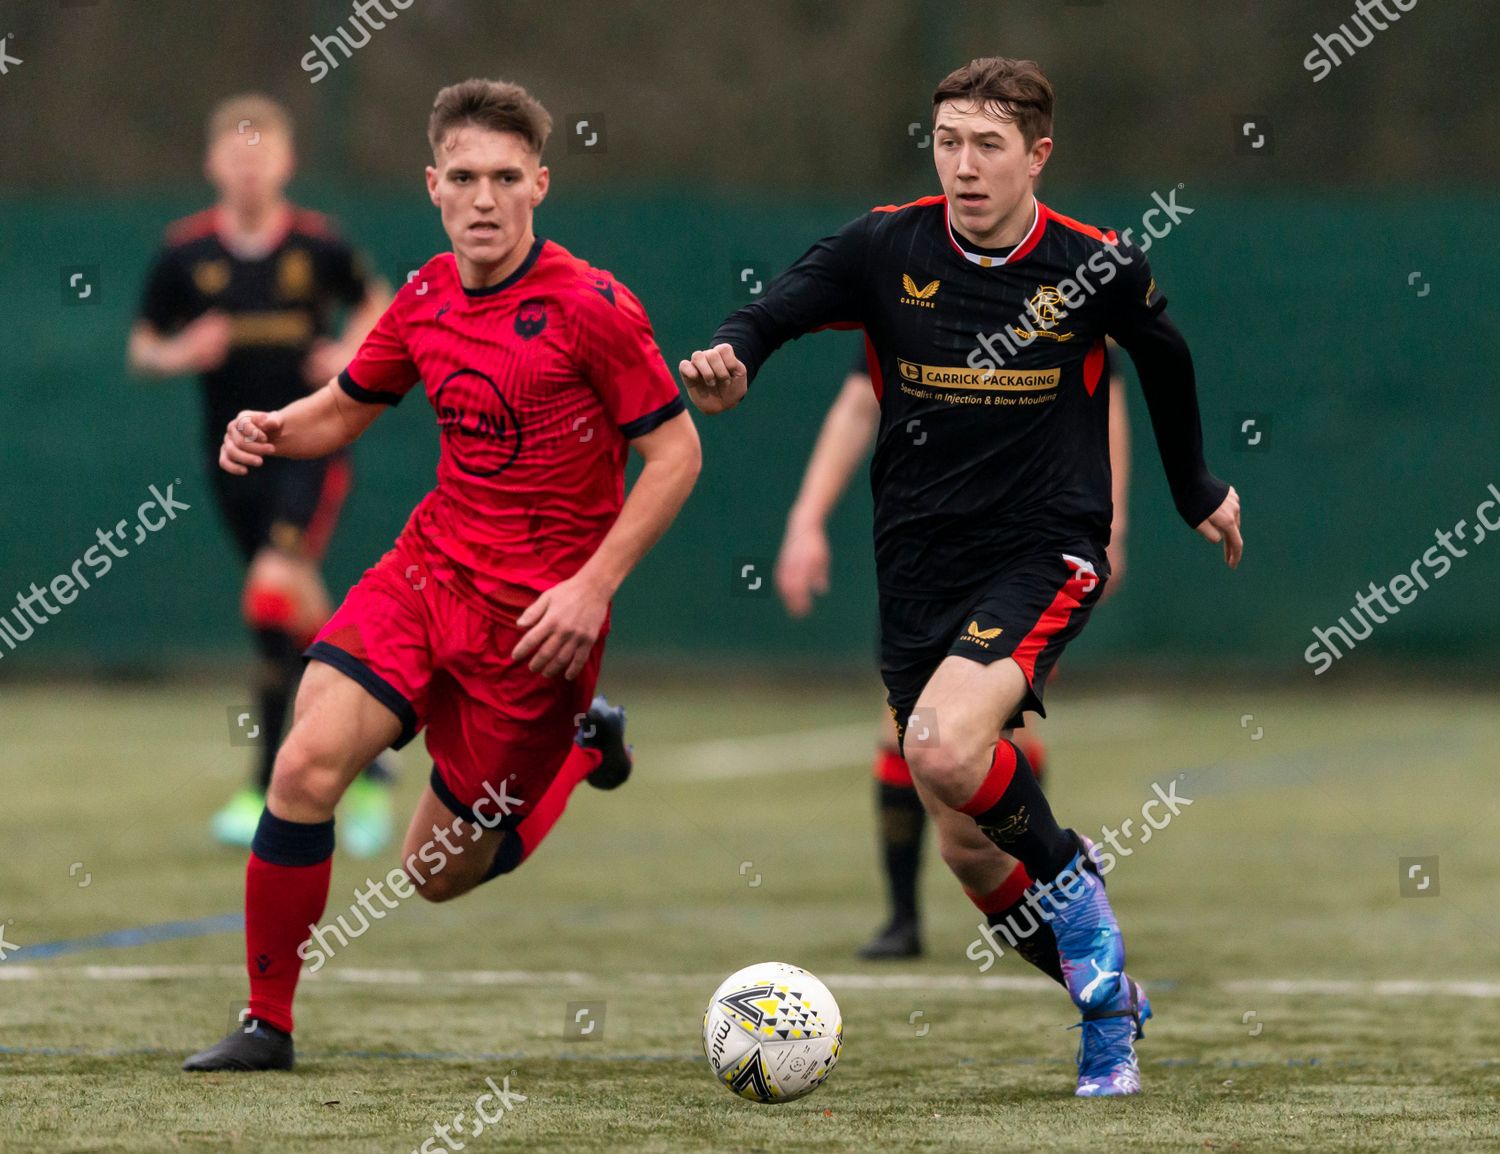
left=3, top=677, right=1500, bottom=1152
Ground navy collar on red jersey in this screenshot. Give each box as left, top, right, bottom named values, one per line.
left=460, top=235, right=546, bottom=297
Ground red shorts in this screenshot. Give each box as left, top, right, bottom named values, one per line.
left=307, top=538, right=608, bottom=826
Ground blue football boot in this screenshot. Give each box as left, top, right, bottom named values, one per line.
left=1043, top=851, right=1151, bottom=1096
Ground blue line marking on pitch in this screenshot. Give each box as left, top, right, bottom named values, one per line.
left=0, top=1045, right=1488, bottom=1071
left=13, top=913, right=243, bottom=961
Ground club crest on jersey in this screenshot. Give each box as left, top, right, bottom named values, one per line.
left=515, top=298, right=548, bottom=339
left=193, top=259, right=231, bottom=296
left=1010, top=286, right=1076, bottom=343
left=900, top=274, right=940, bottom=308
left=434, top=368, right=523, bottom=478
left=277, top=248, right=314, bottom=300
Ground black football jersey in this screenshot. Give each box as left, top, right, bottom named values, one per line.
left=138, top=206, right=370, bottom=452
left=715, top=195, right=1225, bottom=598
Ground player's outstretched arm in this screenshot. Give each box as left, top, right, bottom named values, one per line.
left=218, top=379, right=382, bottom=475
left=513, top=410, right=702, bottom=679
left=1115, top=310, right=1243, bottom=570
left=775, top=370, right=880, bottom=617
left=679, top=343, right=749, bottom=414
left=682, top=216, right=872, bottom=413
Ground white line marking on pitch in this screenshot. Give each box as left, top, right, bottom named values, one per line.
left=1225, top=979, right=1500, bottom=998
left=648, top=698, right=1164, bottom=782
left=4, top=966, right=1499, bottom=998
left=651, top=723, right=876, bottom=781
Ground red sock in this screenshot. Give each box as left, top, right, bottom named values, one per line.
left=245, top=817, right=335, bottom=1034
left=957, top=741, right=1019, bottom=817
left=874, top=747, right=913, bottom=787
left=513, top=745, right=601, bottom=864
left=965, top=863, right=1034, bottom=914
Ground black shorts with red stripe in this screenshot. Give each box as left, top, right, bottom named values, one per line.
left=209, top=452, right=352, bottom=565
left=879, top=548, right=1107, bottom=743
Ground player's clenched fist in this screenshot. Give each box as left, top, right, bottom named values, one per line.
left=679, top=343, right=748, bottom=414
left=220, top=410, right=284, bottom=475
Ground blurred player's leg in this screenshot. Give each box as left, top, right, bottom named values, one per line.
left=211, top=459, right=397, bottom=856
left=1011, top=716, right=1048, bottom=790
left=245, top=545, right=327, bottom=784
left=859, top=708, right=925, bottom=960
left=183, top=660, right=400, bottom=1071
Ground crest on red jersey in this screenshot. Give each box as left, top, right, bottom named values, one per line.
left=515, top=298, right=548, bottom=339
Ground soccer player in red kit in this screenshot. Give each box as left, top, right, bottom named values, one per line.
left=183, top=78, right=701, bottom=1071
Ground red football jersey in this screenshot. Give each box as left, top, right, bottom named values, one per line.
left=339, top=237, right=685, bottom=617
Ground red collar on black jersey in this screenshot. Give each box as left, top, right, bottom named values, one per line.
left=214, top=204, right=297, bottom=261
left=942, top=196, right=1045, bottom=268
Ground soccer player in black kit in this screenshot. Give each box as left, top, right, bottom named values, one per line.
left=775, top=340, right=1131, bottom=962
left=683, top=58, right=1243, bottom=1096
left=129, top=94, right=395, bottom=854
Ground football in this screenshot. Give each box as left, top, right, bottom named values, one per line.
left=701, top=962, right=843, bottom=1103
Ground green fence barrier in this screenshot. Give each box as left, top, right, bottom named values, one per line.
left=1, top=189, right=1493, bottom=674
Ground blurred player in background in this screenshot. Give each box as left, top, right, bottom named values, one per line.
left=685, top=57, right=1242, bottom=1096
left=182, top=77, right=699, bottom=1072
left=775, top=341, right=1130, bottom=959
left=128, top=95, right=395, bottom=855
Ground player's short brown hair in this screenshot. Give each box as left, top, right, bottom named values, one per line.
left=428, top=79, right=553, bottom=159
left=933, top=57, right=1054, bottom=147
left=207, top=93, right=294, bottom=145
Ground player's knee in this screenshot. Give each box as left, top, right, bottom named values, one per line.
left=267, top=735, right=344, bottom=818
left=245, top=551, right=326, bottom=636
left=905, top=737, right=988, bottom=804
left=243, top=579, right=299, bottom=632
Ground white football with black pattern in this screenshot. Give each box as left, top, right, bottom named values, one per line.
left=702, top=962, right=843, bottom=1103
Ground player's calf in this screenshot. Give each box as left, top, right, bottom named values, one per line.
left=399, top=787, right=508, bottom=904
left=183, top=665, right=402, bottom=1072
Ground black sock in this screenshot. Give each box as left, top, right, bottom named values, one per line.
left=988, top=900, right=1066, bottom=986
left=252, top=628, right=301, bottom=794
left=480, top=832, right=525, bottom=884
left=962, top=739, right=1075, bottom=885
left=876, top=780, right=925, bottom=927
